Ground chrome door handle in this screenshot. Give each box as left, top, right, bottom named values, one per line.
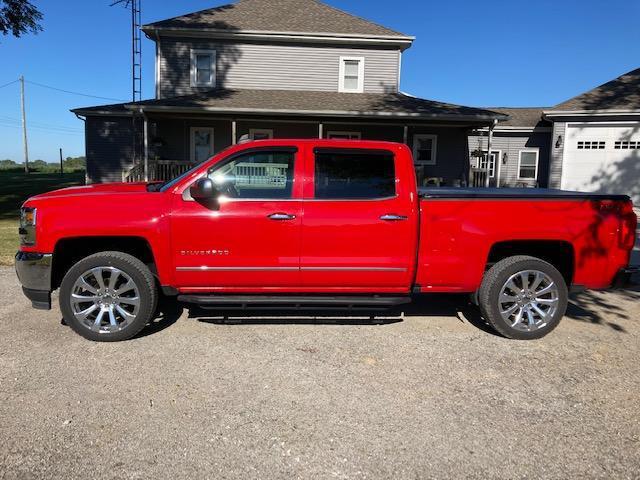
left=268, top=212, right=296, bottom=221
left=380, top=214, right=408, bottom=221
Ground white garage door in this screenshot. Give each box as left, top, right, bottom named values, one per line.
left=563, top=122, right=640, bottom=205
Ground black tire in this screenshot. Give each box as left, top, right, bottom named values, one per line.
left=478, top=255, right=568, bottom=340
left=59, top=251, right=158, bottom=342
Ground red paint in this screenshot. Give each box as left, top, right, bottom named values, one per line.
left=21, top=139, right=637, bottom=294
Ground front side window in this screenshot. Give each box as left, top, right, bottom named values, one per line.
left=314, top=150, right=395, bottom=199
left=413, top=134, right=437, bottom=166
left=339, top=57, right=364, bottom=93
left=208, top=150, right=295, bottom=199
left=191, top=49, right=216, bottom=87
left=518, top=150, right=539, bottom=179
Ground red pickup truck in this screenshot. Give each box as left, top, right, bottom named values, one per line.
left=15, top=140, right=638, bottom=342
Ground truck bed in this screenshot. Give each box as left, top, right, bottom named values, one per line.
left=418, top=187, right=631, bottom=202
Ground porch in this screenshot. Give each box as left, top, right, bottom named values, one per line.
left=124, top=114, right=498, bottom=186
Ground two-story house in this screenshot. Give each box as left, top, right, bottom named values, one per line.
left=72, top=0, right=505, bottom=184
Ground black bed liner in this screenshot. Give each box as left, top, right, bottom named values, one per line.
left=418, top=187, right=631, bottom=201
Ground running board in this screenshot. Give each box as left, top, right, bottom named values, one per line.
left=177, top=294, right=412, bottom=311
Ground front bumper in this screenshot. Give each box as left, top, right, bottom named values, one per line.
left=15, top=251, right=52, bottom=310
left=612, top=265, right=640, bottom=289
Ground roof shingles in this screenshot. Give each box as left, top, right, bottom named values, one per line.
left=143, top=0, right=410, bottom=38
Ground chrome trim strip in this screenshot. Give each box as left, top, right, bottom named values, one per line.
left=176, top=266, right=407, bottom=272
left=176, top=266, right=299, bottom=271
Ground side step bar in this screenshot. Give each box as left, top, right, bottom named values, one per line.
left=177, top=294, right=412, bottom=311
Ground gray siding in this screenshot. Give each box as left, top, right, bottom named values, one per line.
left=468, top=131, right=552, bottom=187
left=548, top=122, right=566, bottom=188
left=85, top=116, right=137, bottom=183
left=159, top=37, right=400, bottom=98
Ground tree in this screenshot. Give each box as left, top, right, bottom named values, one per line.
left=30, top=159, right=48, bottom=170
left=0, top=0, right=43, bottom=38
left=0, top=159, right=17, bottom=168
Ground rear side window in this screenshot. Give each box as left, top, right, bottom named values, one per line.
left=314, top=150, right=396, bottom=199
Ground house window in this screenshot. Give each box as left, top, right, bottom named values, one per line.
left=314, top=150, right=395, bottom=199
left=249, top=129, right=274, bottom=140
left=327, top=131, right=361, bottom=140
left=338, top=56, right=365, bottom=93
left=190, top=127, right=215, bottom=163
left=191, top=49, right=216, bottom=87
left=413, top=134, right=437, bottom=166
left=577, top=141, right=605, bottom=149
left=479, top=150, right=500, bottom=178
left=518, top=150, right=539, bottom=180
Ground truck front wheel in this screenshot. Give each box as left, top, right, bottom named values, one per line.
left=59, top=251, right=158, bottom=342
left=478, top=256, right=568, bottom=340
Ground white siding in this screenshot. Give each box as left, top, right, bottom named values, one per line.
left=159, top=38, right=400, bottom=97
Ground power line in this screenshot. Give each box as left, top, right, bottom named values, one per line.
left=25, top=80, right=127, bottom=102
left=0, top=115, right=82, bottom=132
left=0, top=79, right=19, bottom=90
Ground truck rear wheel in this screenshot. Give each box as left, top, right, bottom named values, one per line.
left=59, top=251, right=157, bottom=342
left=478, top=256, right=568, bottom=340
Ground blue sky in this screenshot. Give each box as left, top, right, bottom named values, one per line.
left=0, top=0, right=638, bottom=162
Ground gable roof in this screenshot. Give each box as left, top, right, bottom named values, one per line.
left=487, top=107, right=549, bottom=128
left=549, top=67, right=640, bottom=112
left=73, top=89, right=505, bottom=123
left=143, top=0, right=412, bottom=40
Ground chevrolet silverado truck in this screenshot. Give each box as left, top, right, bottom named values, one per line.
left=15, top=140, right=638, bottom=341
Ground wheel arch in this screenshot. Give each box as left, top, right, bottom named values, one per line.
left=52, top=236, right=158, bottom=290
left=486, top=240, right=575, bottom=285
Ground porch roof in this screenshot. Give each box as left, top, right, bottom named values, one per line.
left=72, top=89, right=507, bottom=124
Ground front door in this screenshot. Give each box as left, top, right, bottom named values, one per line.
left=171, top=146, right=303, bottom=290
left=300, top=146, right=418, bottom=291
left=190, top=127, right=215, bottom=163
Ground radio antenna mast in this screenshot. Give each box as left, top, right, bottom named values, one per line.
left=111, top=0, right=142, bottom=102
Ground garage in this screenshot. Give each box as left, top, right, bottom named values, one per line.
left=562, top=122, right=640, bottom=204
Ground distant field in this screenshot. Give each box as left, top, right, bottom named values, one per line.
left=0, top=171, right=85, bottom=265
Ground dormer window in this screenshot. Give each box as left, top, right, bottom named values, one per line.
left=191, top=49, right=216, bottom=87
left=339, top=56, right=365, bottom=93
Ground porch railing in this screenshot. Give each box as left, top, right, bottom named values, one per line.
left=123, top=160, right=196, bottom=183
left=469, top=167, right=489, bottom=188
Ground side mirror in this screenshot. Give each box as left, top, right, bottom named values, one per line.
left=190, top=177, right=219, bottom=202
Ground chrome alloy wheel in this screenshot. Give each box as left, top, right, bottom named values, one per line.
left=70, top=267, right=141, bottom=334
left=498, top=270, right=560, bottom=332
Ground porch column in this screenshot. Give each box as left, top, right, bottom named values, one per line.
left=318, top=122, right=323, bottom=139
left=231, top=120, right=237, bottom=145
left=485, top=119, right=497, bottom=188
left=142, top=110, right=149, bottom=182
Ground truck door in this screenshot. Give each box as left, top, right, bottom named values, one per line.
left=170, top=146, right=303, bottom=290
left=300, top=145, right=418, bottom=291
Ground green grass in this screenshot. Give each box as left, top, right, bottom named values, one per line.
left=0, top=171, right=85, bottom=265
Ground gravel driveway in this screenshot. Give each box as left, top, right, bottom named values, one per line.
left=1, top=266, right=639, bottom=479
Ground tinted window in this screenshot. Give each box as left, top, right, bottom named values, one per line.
left=314, top=151, right=395, bottom=199
left=208, top=150, right=295, bottom=199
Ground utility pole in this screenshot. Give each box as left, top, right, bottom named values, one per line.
left=20, top=76, right=29, bottom=174
left=59, top=148, right=64, bottom=174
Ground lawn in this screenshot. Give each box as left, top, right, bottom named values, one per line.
left=0, top=171, right=85, bottom=265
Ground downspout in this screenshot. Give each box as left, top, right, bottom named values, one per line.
left=485, top=118, right=497, bottom=188
left=140, top=108, right=149, bottom=182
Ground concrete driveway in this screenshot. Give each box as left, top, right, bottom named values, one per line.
left=1, top=267, right=639, bottom=479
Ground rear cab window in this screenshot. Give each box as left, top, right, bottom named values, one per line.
left=313, top=149, right=396, bottom=200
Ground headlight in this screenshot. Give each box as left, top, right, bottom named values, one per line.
left=19, top=207, right=37, bottom=246
left=20, top=207, right=37, bottom=227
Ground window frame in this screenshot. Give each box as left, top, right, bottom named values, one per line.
left=412, top=134, right=438, bottom=166
left=326, top=131, right=362, bottom=140
left=478, top=150, right=501, bottom=178
left=517, top=149, right=539, bottom=180
left=312, top=148, right=397, bottom=201
left=190, top=49, right=217, bottom=88
left=338, top=56, right=365, bottom=93
left=249, top=129, right=274, bottom=140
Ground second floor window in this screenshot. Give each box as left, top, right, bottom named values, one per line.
left=339, top=56, right=365, bottom=93
left=191, top=49, right=216, bottom=87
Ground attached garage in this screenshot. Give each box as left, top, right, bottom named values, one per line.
left=562, top=122, right=640, bottom=204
